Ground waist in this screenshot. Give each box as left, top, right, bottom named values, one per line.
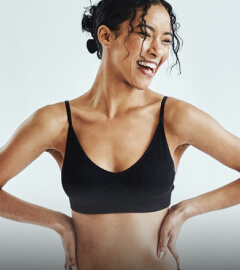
left=72, top=209, right=177, bottom=270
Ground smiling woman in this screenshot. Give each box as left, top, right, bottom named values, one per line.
left=0, top=1, right=240, bottom=270
left=82, top=2, right=180, bottom=93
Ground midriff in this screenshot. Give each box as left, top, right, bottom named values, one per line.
left=72, top=208, right=178, bottom=270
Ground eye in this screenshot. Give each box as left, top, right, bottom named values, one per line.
left=163, top=40, right=172, bottom=44
left=137, top=32, right=151, bottom=38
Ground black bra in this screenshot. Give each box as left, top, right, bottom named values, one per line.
left=61, top=96, right=175, bottom=214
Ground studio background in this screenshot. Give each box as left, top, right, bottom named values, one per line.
left=0, top=1, right=240, bottom=270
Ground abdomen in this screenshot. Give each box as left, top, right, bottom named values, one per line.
left=72, top=209, right=177, bottom=270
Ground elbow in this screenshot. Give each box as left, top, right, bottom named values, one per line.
left=235, top=162, right=240, bottom=172
left=231, top=159, right=240, bottom=173
left=0, top=182, right=5, bottom=190
left=234, top=165, right=240, bottom=173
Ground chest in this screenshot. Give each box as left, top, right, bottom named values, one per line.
left=70, top=118, right=161, bottom=173
left=61, top=121, right=175, bottom=213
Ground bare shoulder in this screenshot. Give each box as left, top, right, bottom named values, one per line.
left=164, top=96, right=210, bottom=146
left=146, top=91, right=211, bottom=148
left=31, top=102, right=68, bottom=150
left=0, top=100, right=68, bottom=187
left=35, top=101, right=66, bottom=125
left=146, top=89, right=194, bottom=126
left=164, top=96, right=240, bottom=172
left=164, top=95, right=196, bottom=125
left=2, top=100, right=69, bottom=153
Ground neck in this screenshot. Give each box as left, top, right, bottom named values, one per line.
left=87, top=60, right=147, bottom=119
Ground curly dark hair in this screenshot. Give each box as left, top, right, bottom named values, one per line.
left=82, top=0, right=183, bottom=74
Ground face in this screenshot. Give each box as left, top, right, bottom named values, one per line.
left=102, top=4, right=172, bottom=90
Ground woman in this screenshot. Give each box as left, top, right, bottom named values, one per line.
left=0, top=0, right=240, bottom=270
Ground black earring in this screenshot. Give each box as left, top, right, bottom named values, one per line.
left=87, top=39, right=98, bottom=54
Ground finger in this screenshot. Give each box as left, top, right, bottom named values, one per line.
left=67, top=258, right=78, bottom=270
left=67, top=264, right=77, bottom=270
left=168, top=237, right=180, bottom=268
left=65, top=239, right=78, bottom=270
left=67, top=246, right=78, bottom=270
left=64, top=253, right=68, bottom=269
left=65, top=252, right=77, bottom=270
left=157, top=230, right=170, bottom=259
left=67, top=263, right=78, bottom=270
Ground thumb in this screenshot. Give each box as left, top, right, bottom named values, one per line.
left=157, top=231, right=169, bottom=259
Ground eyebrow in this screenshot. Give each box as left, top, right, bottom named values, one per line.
left=136, top=23, right=172, bottom=37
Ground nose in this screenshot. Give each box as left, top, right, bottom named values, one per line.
left=147, top=39, right=165, bottom=58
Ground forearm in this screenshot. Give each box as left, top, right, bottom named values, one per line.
left=0, top=188, right=68, bottom=235
left=178, top=177, right=240, bottom=220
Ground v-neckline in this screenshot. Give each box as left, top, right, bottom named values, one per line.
left=70, top=122, right=161, bottom=175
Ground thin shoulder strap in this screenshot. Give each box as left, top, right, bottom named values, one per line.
left=159, top=96, right=168, bottom=122
left=64, top=100, right=72, bottom=127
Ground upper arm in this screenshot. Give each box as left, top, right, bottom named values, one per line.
left=0, top=104, right=62, bottom=188
left=170, top=98, right=240, bottom=172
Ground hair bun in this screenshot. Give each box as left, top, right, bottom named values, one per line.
left=82, top=5, right=97, bottom=35
left=87, top=38, right=98, bottom=54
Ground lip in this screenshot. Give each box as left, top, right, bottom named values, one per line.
left=137, top=59, right=159, bottom=65
left=137, top=65, right=154, bottom=78
left=137, top=60, right=159, bottom=74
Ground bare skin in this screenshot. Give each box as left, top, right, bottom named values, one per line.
left=54, top=91, right=185, bottom=270
left=1, top=3, right=240, bottom=270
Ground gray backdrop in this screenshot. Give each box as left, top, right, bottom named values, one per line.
left=0, top=0, right=240, bottom=269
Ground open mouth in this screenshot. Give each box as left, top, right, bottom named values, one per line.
left=137, top=60, right=157, bottom=76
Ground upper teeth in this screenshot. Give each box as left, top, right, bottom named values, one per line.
left=138, top=61, right=157, bottom=69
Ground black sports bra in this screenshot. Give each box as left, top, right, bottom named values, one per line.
left=61, top=96, right=175, bottom=214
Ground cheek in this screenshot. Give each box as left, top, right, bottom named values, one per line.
left=125, top=35, right=143, bottom=53
left=161, top=47, right=170, bottom=63
left=118, top=39, right=142, bottom=67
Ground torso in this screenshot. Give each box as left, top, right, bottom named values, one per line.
left=47, top=89, right=188, bottom=270
left=72, top=210, right=177, bottom=270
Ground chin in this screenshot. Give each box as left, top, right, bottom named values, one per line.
left=134, top=82, right=151, bottom=91
left=139, top=86, right=149, bottom=91
left=127, top=76, right=151, bottom=91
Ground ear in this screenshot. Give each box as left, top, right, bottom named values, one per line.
left=97, top=25, right=113, bottom=47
